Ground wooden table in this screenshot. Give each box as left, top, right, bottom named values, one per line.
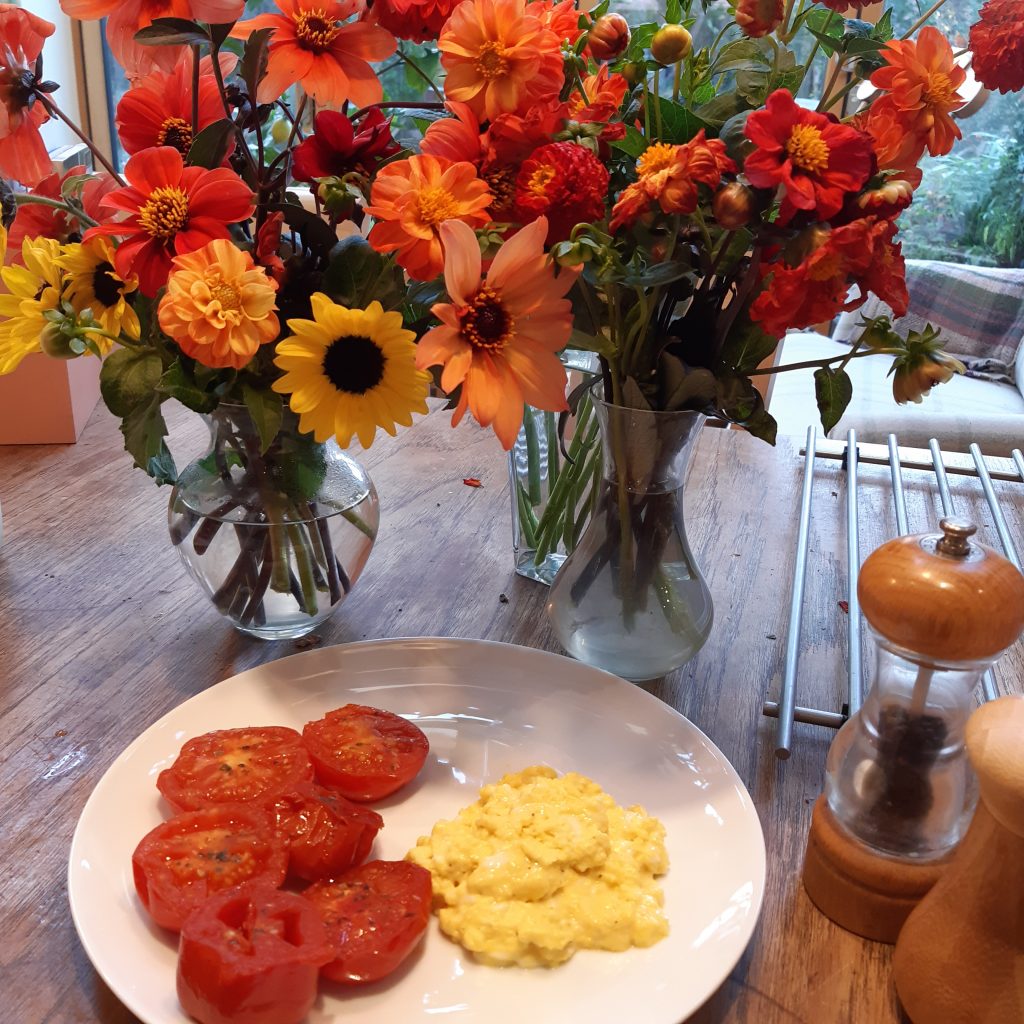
left=3, top=402, right=1022, bottom=1024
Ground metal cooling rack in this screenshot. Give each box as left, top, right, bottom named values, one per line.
left=763, top=428, right=1024, bottom=759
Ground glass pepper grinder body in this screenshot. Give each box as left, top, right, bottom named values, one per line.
left=824, top=519, right=1024, bottom=862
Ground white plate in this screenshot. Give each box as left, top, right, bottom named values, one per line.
left=69, top=638, right=765, bottom=1024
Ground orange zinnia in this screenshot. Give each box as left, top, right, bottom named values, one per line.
left=60, top=0, right=244, bottom=82
left=86, top=146, right=255, bottom=297
left=869, top=27, right=965, bottom=162
left=366, top=154, right=492, bottom=281
left=438, top=0, right=564, bottom=122
left=117, top=52, right=236, bottom=159
left=0, top=5, right=55, bottom=186
left=417, top=217, right=576, bottom=449
left=159, top=239, right=280, bottom=370
left=232, top=0, right=396, bottom=108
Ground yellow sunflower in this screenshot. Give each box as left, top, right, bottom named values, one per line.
left=0, top=235, right=65, bottom=375
left=58, top=236, right=141, bottom=342
left=272, top=294, right=430, bottom=449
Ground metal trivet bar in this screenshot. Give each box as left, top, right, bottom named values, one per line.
left=764, top=430, right=1024, bottom=759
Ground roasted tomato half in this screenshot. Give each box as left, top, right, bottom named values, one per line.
left=132, top=804, right=288, bottom=931
left=303, top=860, right=433, bottom=984
left=264, top=783, right=384, bottom=882
left=301, top=705, right=429, bottom=801
left=177, top=884, right=334, bottom=1024
left=157, top=726, right=314, bottom=813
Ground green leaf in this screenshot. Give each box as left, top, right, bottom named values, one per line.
left=208, top=21, right=234, bottom=47
left=626, top=22, right=659, bottom=60
left=187, top=119, right=235, bottom=169
left=844, top=36, right=886, bottom=56
left=718, top=318, right=778, bottom=375
left=323, top=234, right=386, bottom=306
left=271, top=201, right=337, bottom=259
left=691, top=80, right=716, bottom=106
left=134, top=17, right=209, bottom=47
left=665, top=0, right=682, bottom=24
left=659, top=355, right=717, bottom=411
left=620, top=260, right=694, bottom=287
left=157, top=359, right=218, bottom=413
left=652, top=97, right=709, bottom=145
left=240, top=28, right=273, bottom=99
left=814, top=366, right=853, bottom=433
left=875, top=8, right=894, bottom=42
left=100, top=347, right=164, bottom=417
left=242, top=384, right=283, bottom=454
left=622, top=376, right=652, bottom=411
left=719, top=110, right=755, bottom=164
left=710, top=38, right=772, bottom=74
left=696, top=91, right=747, bottom=127
left=717, top=376, right=776, bottom=443
left=610, top=123, right=647, bottom=158
left=121, top=395, right=176, bottom=481
left=807, top=28, right=841, bottom=57
left=743, top=405, right=778, bottom=444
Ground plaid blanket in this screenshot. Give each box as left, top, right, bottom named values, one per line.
left=833, top=260, right=1024, bottom=385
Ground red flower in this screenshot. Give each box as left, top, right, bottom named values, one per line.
left=368, top=0, right=463, bottom=42
left=8, top=166, right=117, bottom=255
left=744, top=89, right=873, bottom=223
left=0, top=5, right=55, bottom=186
left=513, top=141, right=609, bottom=244
left=969, top=0, right=1024, bottom=94
left=292, top=108, right=400, bottom=183
left=116, top=52, right=235, bottom=159
left=736, top=0, right=783, bottom=38
left=256, top=211, right=286, bottom=283
left=750, top=217, right=907, bottom=337
left=86, top=147, right=255, bottom=297
left=533, top=0, right=588, bottom=44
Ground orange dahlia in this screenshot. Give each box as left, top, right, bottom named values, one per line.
left=610, top=131, right=735, bottom=230
left=60, top=0, right=244, bottom=82
left=869, top=27, right=965, bottom=160
left=232, top=0, right=397, bottom=108
left=567, top=65, right=629, bottom=123
left=86, top=147, right=255, bottom=297
left=366, top=154, right=492, bottom=281
left=969, top=0, right=1024, bottom=95
left=514, top=142, right=609, bottom=244
left=158, top=239, right=280, bottom=370
left=0, top=5, right=55, bottom=187
left=744, top=88, right=873, bottom=223
left=438, top=0, right=564, bottom=122
left=750, top=217, right=907, bottom=338
left=116, top=52, right=236, bottom=160
left=369, top=0, right=463, bottom=43
left=533, top=0, right=588, bottom=44
left=416, top=217, right=576, bottom=449
left=422, top=102, right=486, bottom=166
left=735, top=0, right=783, bottom=38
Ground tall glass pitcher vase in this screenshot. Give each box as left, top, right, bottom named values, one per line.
left=546, top=391, right=713, bottom=681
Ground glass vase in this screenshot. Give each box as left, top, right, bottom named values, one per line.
left=168, top=404, right=379, bottom=640
left=509, top=350, right=602, bottom=584
left=546, top=392, right=713, bottom=681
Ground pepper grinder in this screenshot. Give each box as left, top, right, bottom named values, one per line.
left=802, top=518, right=1024, bottom=943
left=893, top=695, right=1024, bottom=1023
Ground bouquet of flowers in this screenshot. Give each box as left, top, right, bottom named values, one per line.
left=0, top=0, right=1019, bottom=648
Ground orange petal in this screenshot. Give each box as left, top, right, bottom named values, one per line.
left=438, top=220, right=482, bottom=306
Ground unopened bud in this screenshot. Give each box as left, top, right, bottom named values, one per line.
left=40, top=323, right=77, bottom=360
left=270, top=118, right=291, bottom=146
left=650, top=24, right=692, bottom=65
left=620, top=60, right=646, bottom=87
left=712, top=182, right=756, bottom=229
left=587, top=14, right=630, bottom=62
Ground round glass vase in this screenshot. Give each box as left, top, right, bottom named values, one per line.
left=546, top=392, right=714, bottom=681
left=168, top=405, right=379, bottom=640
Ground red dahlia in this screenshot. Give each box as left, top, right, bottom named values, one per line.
left=292, top=109, right=401, bottom=183
left=369, top=0, right=462, bottom=43
left=513, top=141, right=609, bottom=244
left=736, top=0, right=783, bottom=38
left=969, top=0, right=1024, bottom=94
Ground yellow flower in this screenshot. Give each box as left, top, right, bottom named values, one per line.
left=58, top=236, right=140, bottom=343
left=157, top=239, right=280, bottom=370
left=272, top=294, right=430, bottom=449
left=0, top=235, right=65, bottom=375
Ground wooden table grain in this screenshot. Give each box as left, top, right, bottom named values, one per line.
left=2, top=402, right=1022, bottom=1024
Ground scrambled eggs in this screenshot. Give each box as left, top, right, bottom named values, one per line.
left=406, top=765, right=669, bottom=967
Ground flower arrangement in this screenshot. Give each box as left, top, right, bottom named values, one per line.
left=0, top=0, right=1018, bottom=640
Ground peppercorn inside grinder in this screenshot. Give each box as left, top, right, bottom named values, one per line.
left=802, top=518, right=1024, bottom=943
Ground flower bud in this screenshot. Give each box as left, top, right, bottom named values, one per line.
left=587, top=14, right=630, bottom=62
left=40, top=323, right=78, bottom=360
left=650, top=24, right=692, bottom=65
left=620, top=60, right=646, bottom=87
left=892, top=354, right=964, bottom=405
left=270, top=118, right=291, bottom=146
left=712, top=182, right=756, bottom=229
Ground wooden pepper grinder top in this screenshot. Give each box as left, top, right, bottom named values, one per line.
left=894, top=695, right=1024, bottom=1024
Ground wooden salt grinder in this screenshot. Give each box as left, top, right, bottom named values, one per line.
left=893, top=695, right=1024, bottom=1024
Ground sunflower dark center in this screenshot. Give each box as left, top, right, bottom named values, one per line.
left=322, top=335, right=386, bottom=394
left=92, top=262, right=122, bottom=307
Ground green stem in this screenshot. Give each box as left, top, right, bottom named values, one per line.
left=796, top=10, right=834, bottom=90
left=522, top=410, right=543, bottom=507
left=902, top=0, right=949, bottom=38
left=516, top=482, right=540, bottom=550
left=816, top=58, right=847, bottom=112
left=32, top=93, right=125, bottom=184
left=341, top=506, right=378, bottom=540
left=397, top=47, right=445, bottom=102
left=286, top=522, right=319, bottom=615
left=653, top=68, right=663, bottom=139
left=268, top=524, right=292, bottom=593
left=190, top=45, right=201, bottom=137
left=544, top=411, right=561, bottom=492
left=748, top=346, right=902, bottom=375
left=14, top=193, right=98, bottom=228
